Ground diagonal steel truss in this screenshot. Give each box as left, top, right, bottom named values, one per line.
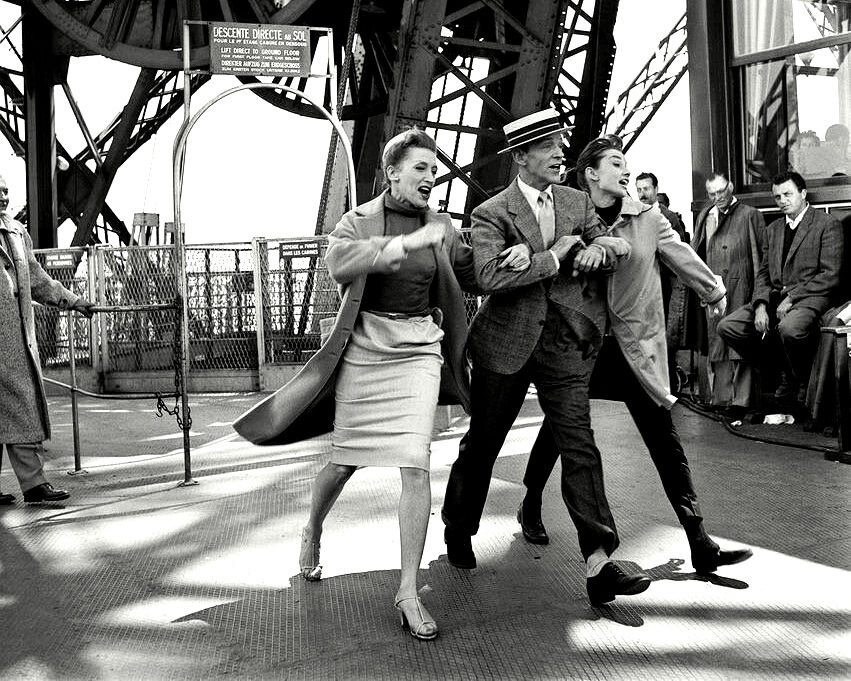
left=603, top=11, right=687, bottom=153
left=380, top=0, right=620, bottom=225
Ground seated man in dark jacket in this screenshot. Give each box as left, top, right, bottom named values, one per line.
left=717, top=171, right=845, bottom=405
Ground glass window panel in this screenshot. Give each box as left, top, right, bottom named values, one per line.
left=743, top=44, right=851, bottom=183
left=733, top=0, right=850, bottom=58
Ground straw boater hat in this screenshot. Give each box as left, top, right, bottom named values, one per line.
left=499, top=109, right=572, bottom=154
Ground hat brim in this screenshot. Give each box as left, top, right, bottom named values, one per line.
left=498, top=125, right=573, bottom=154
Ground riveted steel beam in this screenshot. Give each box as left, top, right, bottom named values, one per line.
left=377, top=0, right=619, bottom=225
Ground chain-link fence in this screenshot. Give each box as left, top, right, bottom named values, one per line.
left=33, top=248, right=93, bottom=369
left=96, top=245, right=177, bottom=372
left=255, top=238, right=339, bottom=365
left=32, top=233, right=488, bottom=390
left=29, top=238, right=331, bottom=389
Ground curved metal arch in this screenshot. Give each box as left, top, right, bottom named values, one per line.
left=171, top=82, right=356, bottom=229
left=170, top=81, right=356, bottom=483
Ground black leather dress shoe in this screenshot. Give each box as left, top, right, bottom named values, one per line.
left=517, top=504, right=549, bottom=545
left=444, top=527, right=476, bottom=569
left=0, top=493, right=15, bottom=505
left=692, top=546, right=753, bottom=575
left=586, top=562, right=651, bottom=605
left=23, top=483, right=70, bottom=503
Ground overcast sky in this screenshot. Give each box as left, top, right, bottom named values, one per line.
left=0, top=1, right=691, bottom=245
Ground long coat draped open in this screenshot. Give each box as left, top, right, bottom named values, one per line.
left=689, top=199, right=765, bottom=361
left=0, top=214, right=80, bottom=443
left=233, top=192, right=478, bottom=445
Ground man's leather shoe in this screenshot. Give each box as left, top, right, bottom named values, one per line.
left=586, top=562, right=651, bottom=605
left=692, top=545, right=753, bottom=575
left=23, top=483, right=70, bottom=503
left=774, top=373, right=797, bottom=400
left=517, top=504, right=549, bottom=545
left=0, top=493, right=15, bottom=505
left=444, top=527, right=476, bottom=569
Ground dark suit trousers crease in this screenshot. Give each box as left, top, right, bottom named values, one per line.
left=525, top=336, right=703, bottom=529
left=443, top=307, right=618, bottom=559
left=717, top=302, right=820, bottom=382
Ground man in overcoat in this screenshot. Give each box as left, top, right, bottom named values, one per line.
left=691, top=172, right=765, bottom=415
left=441, top=110, right=651, bottom=606
left=718, top=171, right=845, bottom=404
left=0, top=176, right=94, bottom=504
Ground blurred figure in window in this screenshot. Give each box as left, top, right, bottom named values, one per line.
left=824, top=123, right=850, bottom=176
left=789, top=130, right=822, bottom=179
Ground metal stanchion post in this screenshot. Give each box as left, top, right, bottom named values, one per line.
left=66, top=310, right=86, bottom=475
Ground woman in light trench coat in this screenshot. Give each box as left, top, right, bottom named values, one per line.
left=523, top=135, right=753, bottom=576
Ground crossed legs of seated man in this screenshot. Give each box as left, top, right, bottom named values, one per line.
left=442, top=329, right=651, bottom=605
left=520, top=339, right=752, bottom=575
left=0, top=443, right=70, bottom=505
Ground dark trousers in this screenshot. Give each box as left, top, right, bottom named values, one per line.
left=524, top=337, right=703, bottom=529
left=442, top=312, right=618, bottom=560
left=717, top=302, right=820, bottom=385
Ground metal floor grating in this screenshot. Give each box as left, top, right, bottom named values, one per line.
left=0, top=395, right=848, bottom=680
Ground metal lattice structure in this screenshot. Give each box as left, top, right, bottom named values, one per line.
left=369, top=0, right=621, bottom=226
left=4, top=1, right=626, bottom=246
left=604, top=11, right=687, bottom=152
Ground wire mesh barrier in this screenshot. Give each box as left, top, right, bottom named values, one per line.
left=185, top=243, right=257, bottom=370
left=96, top=245, right=178, bottom=372
left=32, top=232, right=488, bottom=388
left=256, top=238, right=339, bottom=365
left=33, top=248, right=93, bottom=369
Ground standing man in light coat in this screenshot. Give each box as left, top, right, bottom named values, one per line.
left=0, top=175, right=95, bottom=504
left=691, top=172, right=765, bottom=417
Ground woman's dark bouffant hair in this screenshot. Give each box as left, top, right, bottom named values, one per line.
left=381, top=127, right=436, bottom=181
left=573, top=133, right=624, bottom=191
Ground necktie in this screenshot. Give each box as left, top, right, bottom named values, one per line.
left=537, top=191, right=555, bottom=248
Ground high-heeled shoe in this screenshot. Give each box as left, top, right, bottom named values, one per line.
left=299, top=528, right=322, bottom=581
left=394, top=596, right=438, bottom=641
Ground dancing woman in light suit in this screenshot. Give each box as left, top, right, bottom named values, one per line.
left=235, top=128, right=478, bottom=640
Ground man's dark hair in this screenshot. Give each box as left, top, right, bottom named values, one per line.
left=771, top=170, right=806, bottom=192
left=574, top=134, right=624, bottom=190
left=656, top=191, right=670, bottom=208
left=636, top=172, right=658, bottom=188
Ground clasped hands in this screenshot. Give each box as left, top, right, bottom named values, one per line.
left=400, top=222, right=445, bottom=253
left=497, top=235, right=631, bottom=276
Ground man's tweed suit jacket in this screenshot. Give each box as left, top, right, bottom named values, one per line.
left=467, top=179, right=607, bottom=375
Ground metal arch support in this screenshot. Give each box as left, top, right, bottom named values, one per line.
left=172, top=83, right=357, bottom=229
left=171, top=82, right=357, bottom=485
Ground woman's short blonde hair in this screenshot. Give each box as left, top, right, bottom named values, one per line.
left=381, top=127, right=436, bottom=180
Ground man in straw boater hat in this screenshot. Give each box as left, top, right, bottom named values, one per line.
left=442, top=109, right=653, bottom=605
